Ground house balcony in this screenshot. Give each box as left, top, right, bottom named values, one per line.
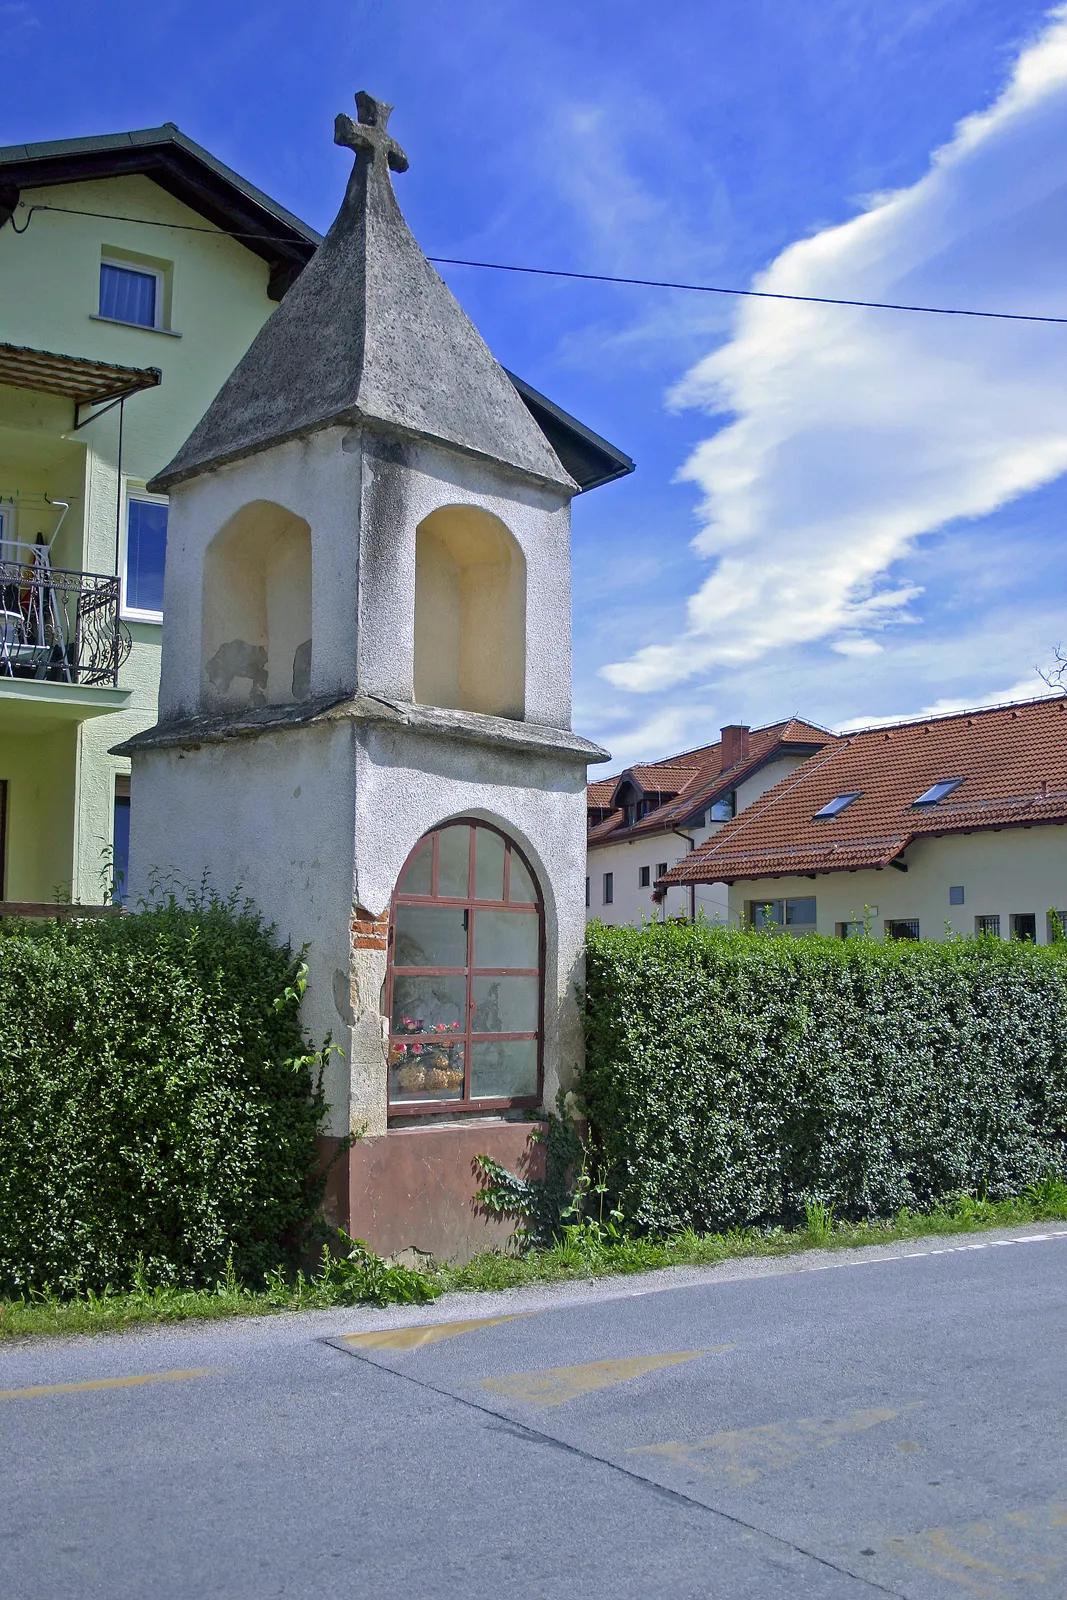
left=0, top=543, right=132, bottom=723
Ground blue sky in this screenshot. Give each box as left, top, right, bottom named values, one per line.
left=4, top=0, right=1066, bottom=762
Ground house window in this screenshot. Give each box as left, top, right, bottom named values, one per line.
left=1010, top=912, right=1036, bottom=943
left=975, top=915, right=1000, bottom=938
left=885, top=919, right=920, bottom=940
left=750, top=897, right=816, bottom=931
left=1047, top=910, right=1067, bottom=943
left=913, top=779, right=963, bottom=807
left=655, top=861, right=668, bottom=879
left=639, top=865, right=650, bottom=888
left=123, top=495, right=168, bottom=618
left=813, top=791, right=861, bottom=819
left=949, top=886, right=965, bottom=906
left=603, top=872, right=613, bottom=905
left=837, top=922, right=865, bottom=939
left=585, top=876, right=590, bottom=908
left=99, top=261, right=162, bottom=329
left=386, top=820, right=542, bottom=1115
left=709, top=792, right=735, bottom=822
left=113, top=776, right=130, bottom=905
left=625, top=804, right=637, bottom=827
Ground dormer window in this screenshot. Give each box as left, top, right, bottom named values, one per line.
left=913, top=779, right=963, bottom=807
left=813, top=791, right=861, bottom=819
left=625, top=804, right=637, bottom=827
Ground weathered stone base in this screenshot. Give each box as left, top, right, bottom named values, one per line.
left=318, top=1119, right=546, bottom=1265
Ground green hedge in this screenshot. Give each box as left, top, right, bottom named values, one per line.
left=0, top=894, right=329, bottom=1295
left=581, top=920, right=1067, bottom=1234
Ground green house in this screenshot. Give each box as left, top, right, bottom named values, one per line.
left=0, top=126, right=319, bottom=904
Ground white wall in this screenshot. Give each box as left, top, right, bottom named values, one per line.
left=722, top=825, right=1067, bottom=942
left=135, top=423, right=591, bottom=1138
left=158, top=429, right=574, bottom=731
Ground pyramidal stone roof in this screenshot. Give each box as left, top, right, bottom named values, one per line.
left=150, top=93, right=574, bottom=493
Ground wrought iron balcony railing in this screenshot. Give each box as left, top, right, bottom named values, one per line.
left=0, top=551, right=132, bottom=688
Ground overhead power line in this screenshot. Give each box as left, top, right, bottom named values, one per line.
left=426, top=255, right=1067, bottom=327
left=10, top=203, right=1067, bottom=327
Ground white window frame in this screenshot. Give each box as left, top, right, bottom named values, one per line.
left=99, top=258, right=166, bottom=332
left=121, top=486, right=168, bottom=623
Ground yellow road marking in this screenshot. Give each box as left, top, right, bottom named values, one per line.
left=0, top=1368, right=212, bottom=1402
left=634, top=1403, right=918, bottom=1487
left=339, top=1313, right=533, bottom=1351
left=482, top=1348, right=718, bottom=1406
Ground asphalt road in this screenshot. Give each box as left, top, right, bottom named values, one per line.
left=3, top=1225, right=1067, bottom=1599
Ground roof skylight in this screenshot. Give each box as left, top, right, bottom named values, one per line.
left=913, top=778, right=963, bottom=806
left=813, top=791, right=861, bottom=819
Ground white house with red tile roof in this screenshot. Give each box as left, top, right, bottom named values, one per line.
left=659, top=696, right=1067, bottom=943
left=586, top=719, right=833, bottom=925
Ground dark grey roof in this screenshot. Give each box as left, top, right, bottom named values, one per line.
left=149, top=97, right=575, bottom=494
left=2, top=113, right=633, bottom=493
left=505, top=372, right=634, bottom=493
left=0, top=124, right=321, bottom=300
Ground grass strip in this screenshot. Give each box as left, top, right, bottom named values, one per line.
left=3, top=1184, right=1065, bottom=1341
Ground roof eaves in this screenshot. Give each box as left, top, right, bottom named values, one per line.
left=660, top=833, right=912, bottom=886
left=504, top=371, right=633, bottom=494
left=0, top=123, right=322, bottom=247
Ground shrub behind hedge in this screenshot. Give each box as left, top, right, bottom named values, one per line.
left=0, top=893, right=328, bottom=1294
left=582, top=920, right=1067, bottom=1234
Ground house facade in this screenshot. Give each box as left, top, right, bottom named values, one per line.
left=587, top=719, right=832, bottom=926
left=0, top=125, right=319, bottom=904
left=660, top=697, right=1067, bottom=943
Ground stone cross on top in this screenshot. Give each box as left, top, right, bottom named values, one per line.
left=335, top=91, right=409, bottom=174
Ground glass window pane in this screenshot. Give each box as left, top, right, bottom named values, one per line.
left=398, top=836, right=432, bottom=896
left=470, top=1038, right=538, bottom=1100
left=390, top=1041, right=465, bottom=1104
left=391, top=974, right=466, bottom=1034
left=752, top=901, right=783, bottom=929
left=436, top=825, right=470, bottom=897
left=474, top=826, right=505, bottom=900
left=473, top=909, right=538, bottom=969
left=472, top=975, right=538, bottom=1033
left=508, top=850, right=537, bottom=903
left=393, top=904, right=468, bottom=968
left=126, top=500, right=168, bottom=614
left=784, top=898, right=816, bottom=925
left=100, top=263, right=156, bottom=327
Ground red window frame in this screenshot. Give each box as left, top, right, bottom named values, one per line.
left=385, top=819, right=544, bottom=1119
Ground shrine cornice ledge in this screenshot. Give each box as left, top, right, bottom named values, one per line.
left=110, top=692, right=611, bottom=764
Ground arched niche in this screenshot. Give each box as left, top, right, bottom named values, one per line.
left=413, top=505, right=525, bottom=719
left=201, top=500, right=312, bottom=710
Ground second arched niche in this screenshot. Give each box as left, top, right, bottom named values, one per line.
left=413, top=505, right=526, bottom=719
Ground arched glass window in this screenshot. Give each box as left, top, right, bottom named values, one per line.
left=386, top=820, right=543, bottom=1115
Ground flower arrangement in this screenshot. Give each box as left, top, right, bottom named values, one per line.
left=392, top=1017, right=463, bottom=1094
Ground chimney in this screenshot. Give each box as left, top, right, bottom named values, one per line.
left=720, top=724, right=750, bottom=770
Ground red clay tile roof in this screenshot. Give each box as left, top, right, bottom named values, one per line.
left=661, top=695, right=1067, bottom=886
left=588, top=717, right=832, bottom=845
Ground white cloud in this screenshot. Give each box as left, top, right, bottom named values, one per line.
left=831, top=636, right=885, bottom=658
left=603, top=7, right=1067, bottom=693
left=590, top=704, right=700, bottom=768
left=838, top=675, right=1056, bottom=731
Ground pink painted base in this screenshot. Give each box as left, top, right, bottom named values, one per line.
left=319, top=1119, right=546, bottom=1264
